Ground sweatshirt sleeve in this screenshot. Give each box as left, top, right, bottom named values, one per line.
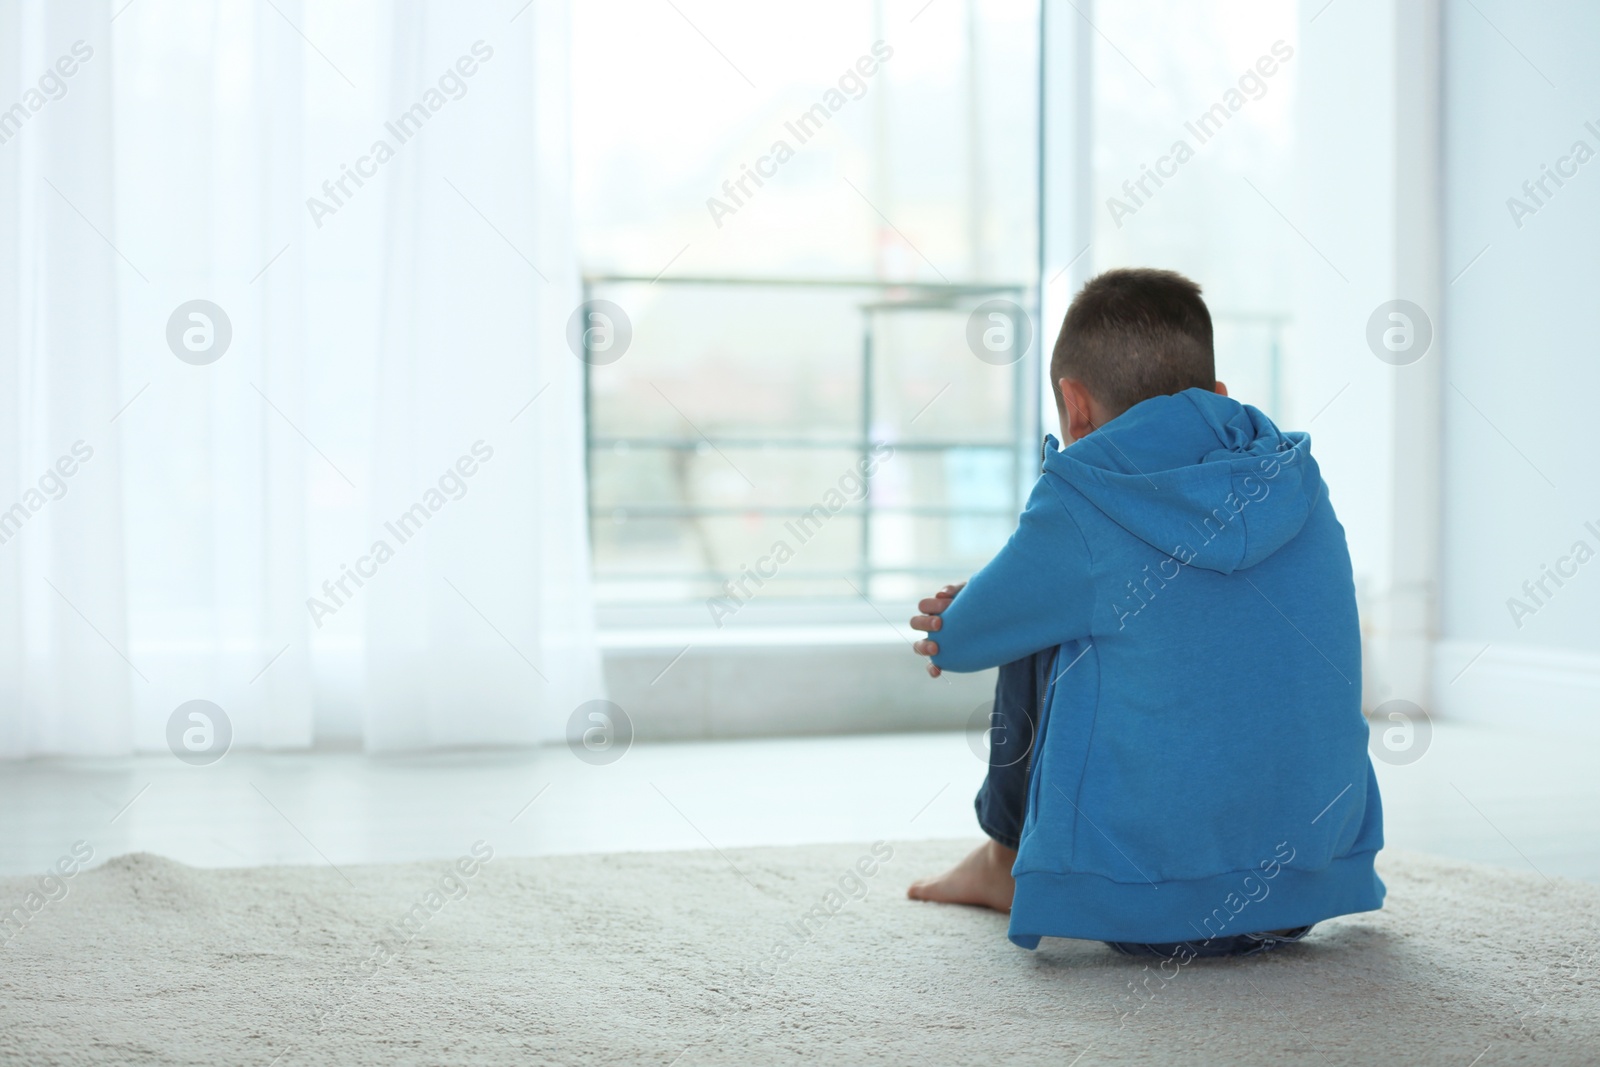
left=929, top=474, right=1095, bottom=673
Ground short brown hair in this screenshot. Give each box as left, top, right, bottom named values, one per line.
left=1050, top=268, right=1215, bottom=417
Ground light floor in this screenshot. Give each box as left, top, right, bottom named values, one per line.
left=2, top=719, right=1596, bottom=885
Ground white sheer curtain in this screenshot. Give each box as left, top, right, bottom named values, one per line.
left=363, top=1, right=599, bottom=749
left=0, top=0, right=132, bottom=757
left=0, top=0, right=600, bottom=758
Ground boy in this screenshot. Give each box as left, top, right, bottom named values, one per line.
left=907, top=268, right=1384, bottom=956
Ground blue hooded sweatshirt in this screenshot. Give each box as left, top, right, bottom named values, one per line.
left=931, top=388, right=1385, bottom=949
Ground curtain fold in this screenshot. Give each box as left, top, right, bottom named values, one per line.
left=0, top=0, right=598, bottom=758
left=363, top=0, right=601, bottom=750
left=0, top=0, right=132, bottom=758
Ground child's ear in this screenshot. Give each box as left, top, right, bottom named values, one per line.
left=1214, top=380, right=1229, bottom=397
left=1058, top=378, right=1097, bottom=441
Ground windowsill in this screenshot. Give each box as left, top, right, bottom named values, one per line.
left=597, top=622, right=912, bottom=650
left=595, top=598, right=984, bottom=740
left=596, top=597, right=921, bottom=647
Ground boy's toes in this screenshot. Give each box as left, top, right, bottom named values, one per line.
left=905, top=840, right=1017, bottom=913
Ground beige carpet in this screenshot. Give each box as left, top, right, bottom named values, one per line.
left=2, top=841, right=1597, bottom=1066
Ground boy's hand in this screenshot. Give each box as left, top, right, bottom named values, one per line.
left=910, top=583, right=965, bottom=677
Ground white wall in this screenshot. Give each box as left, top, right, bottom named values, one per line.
left=1434, top=0, right=1600, bottom=729
left=1289, top=0, right=1441, bottom=713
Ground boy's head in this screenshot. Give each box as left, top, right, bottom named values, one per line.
left=1051, top=268, right=1225, bottom=441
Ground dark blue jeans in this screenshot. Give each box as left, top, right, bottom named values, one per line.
left=974, top=649, right=1313, bottom=958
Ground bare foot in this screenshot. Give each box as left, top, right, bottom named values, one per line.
left=907, top=839, right=1017, bottom=913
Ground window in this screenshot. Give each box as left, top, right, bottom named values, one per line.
left=574, top=0, right=1043, bottom=610
left=573, top=0, right=1298, bottom=613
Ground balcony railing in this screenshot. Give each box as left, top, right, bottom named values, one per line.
left=582, top=274, right=1284, bottom=606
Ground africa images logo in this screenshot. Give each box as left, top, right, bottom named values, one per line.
left=166, top=700, right=231, bottom=766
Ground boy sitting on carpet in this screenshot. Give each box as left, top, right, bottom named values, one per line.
left=907, top=268, right=1385, bottom=956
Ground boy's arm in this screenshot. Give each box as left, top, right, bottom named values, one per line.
left=914, top=475, right=1094, bottom=674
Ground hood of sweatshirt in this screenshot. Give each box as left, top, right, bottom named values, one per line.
left=1042, top=388, right=1325, bottom=575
